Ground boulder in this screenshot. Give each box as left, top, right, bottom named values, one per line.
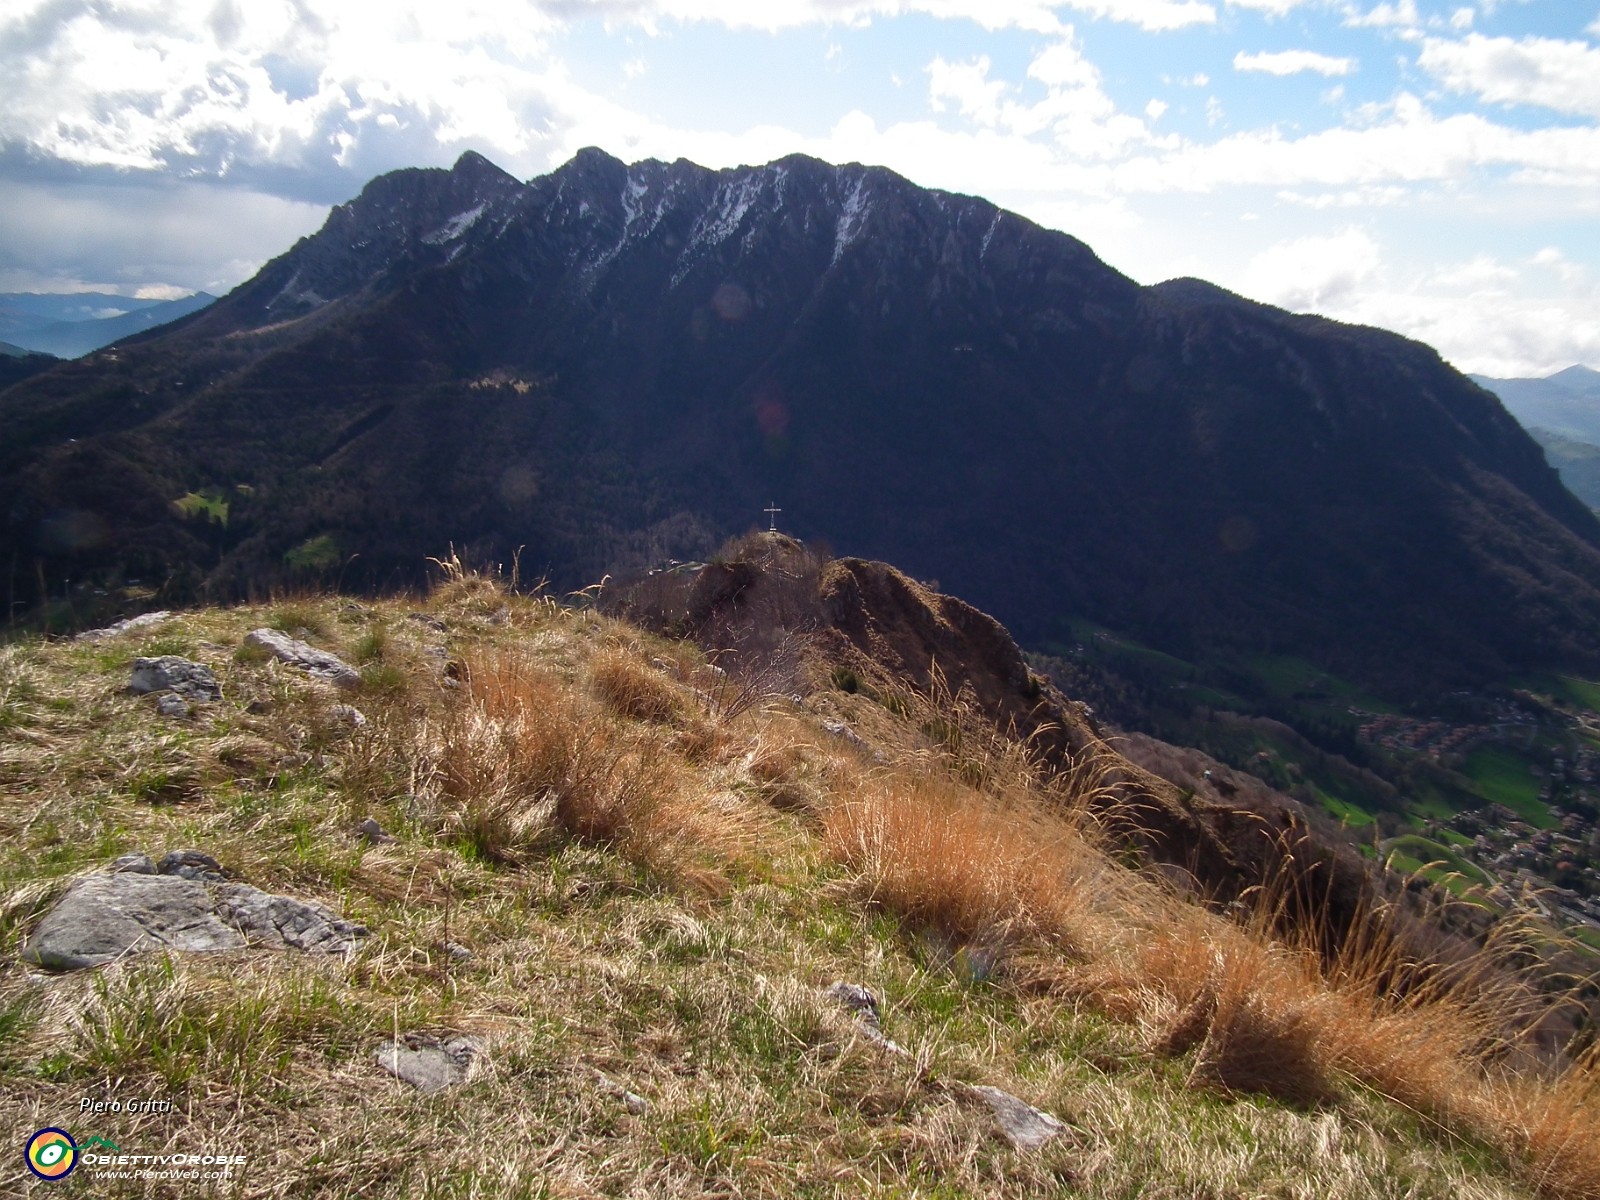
left=21, top=857, right=366, bottom=970
left=20, top=873, right=244, bottom=970
left=243, top=629, right=361, bottom=688
left=374, top=1033, right=481, bottom=1094
left=129, top=656, right=221, bottom=703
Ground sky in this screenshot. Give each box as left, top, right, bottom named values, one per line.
left=0, top=0, right=1596, bottom=377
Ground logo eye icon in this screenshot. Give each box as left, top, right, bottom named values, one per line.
left=25, top=1128, right=78, bottom=1180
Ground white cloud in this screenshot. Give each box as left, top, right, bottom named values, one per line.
left=1343, top=0, right=1419, bottom=29
left=1431, top=254, right=1515, bottom=289
left=1277, top=185, right=1410, bottom=207
left=1327, top=290, right=1600, bottom=377
left=1233, top=50, right=1357, bottom=76
left=1240, top=228, right=1381, bottom=309
left=1531, top=246, right=1587, bottom=285
left=928, top=56, right=1008, bottom=126
left=1145, top=98, right=1169, bottom=120
left=1449, top=7, right=1473, bottom=30
left=1107, top=94, right=1600, bottom=194
left=0, top=176, right=326, bottom=295
left=1419, top=34, right=1600, bottom=118
left=924, top=36, right=1154, bottom=159
left=1224, top=0, right=1306, bottom=13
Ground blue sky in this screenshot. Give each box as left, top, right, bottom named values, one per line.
left=1, top=0, right=1596, bottom=375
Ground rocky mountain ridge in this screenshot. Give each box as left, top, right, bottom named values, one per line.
left=3, top=149, right=1599, bottom=695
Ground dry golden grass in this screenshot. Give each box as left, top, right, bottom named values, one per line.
left=588, top=645, right=685, bottom=725
left=822, top=768, right=1108, bottom=955
left=0, top=580, right=1595, bottom=1198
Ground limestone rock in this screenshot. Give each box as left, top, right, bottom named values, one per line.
left=968, top=1085, right=1066, bottom=1150
left=76, top=611, right=173, bottom=641
left=129, top=656, right=221, bottom=703
left=826, top=981, right=881, bottom=1022
left=354, top=817, right=397, bottom=845
left=826, top=981, right=906, bottom=1054
left=20, top=873, right=245, bottom=970
left=109, top=853, right=156, bottom=875
left=212, top=885, right=367, bottom=953
left=243, top=628, right=361, bottom=688
left=156, top=694, right=189, bottom=718
left=156, top=849, right=225, bottom=880
left=331, top=704, right=368, bottom=729
left=375, top=1033, right=481, bottom=1094
left=20, top=859, right=367, bottom=971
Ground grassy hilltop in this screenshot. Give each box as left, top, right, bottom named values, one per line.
left=1, top=563, right=1597, bottom=1198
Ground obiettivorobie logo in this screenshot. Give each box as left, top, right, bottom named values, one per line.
left=25, top=1126, right=244, bottom=1182
left=25, top=1129, right=79, bottom=1181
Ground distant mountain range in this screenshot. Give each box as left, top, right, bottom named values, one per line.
left=1471, top=368, right=1600, bottom=512
left=3, top=149, right=1600, bottom=695
left=0, top=292, right=214, bottom=359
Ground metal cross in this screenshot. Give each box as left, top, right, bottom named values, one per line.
left=764, top=503, right=781, bottom=532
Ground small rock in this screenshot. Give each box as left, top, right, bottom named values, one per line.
left=245, top=698, right=275, bottom=714
left=594, top=1072, right=651, bottom=1114
left=821, top=719, right=867, bottom=749
left=623, top=1091, right=651, bottom=1115
left=826, top=981, right=907, bottom=1054
left=330, top=704, right=368, bottom=729
left=156, top=694, right=189, bottom=718
left=76, top=611, right=173, bottom=642
left=108, top=853, right=156, bottom=875
left=157, top=849, right=225, bottom=880
left=968, top=1085, right=1067, bottom=1151
left=439, top=941, right=473, bottom=962
left=375, top=1033, right=481, bottom=1094
left=243, top=629, right=361, bottom=689
left=354, top=818, right=397, bottom=845
left=130, top=656, right=221, bottom=703
left=826, top=981, right=881, bottom=1022
left=407, top=612, right=447, bottom=632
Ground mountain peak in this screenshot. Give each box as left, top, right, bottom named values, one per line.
left=1548, top=364, right=1600, bottom=394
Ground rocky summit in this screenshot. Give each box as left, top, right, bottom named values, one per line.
left=3, top=148, right=1598, bottom=692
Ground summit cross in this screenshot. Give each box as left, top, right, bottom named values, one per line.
left=764, top=503, right=781, bottom=533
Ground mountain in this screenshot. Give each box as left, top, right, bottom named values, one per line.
left=4, top=148, right=1600, bottom=694
left=0, top=292, right=216, bottom=359
left=1524, top=427, right=1600, bottom=514
left=1472, top=365, right=1600, bottom=445
left=0, top=292, right=168, bottom=342
left=0, top=343, right=59, bottom=392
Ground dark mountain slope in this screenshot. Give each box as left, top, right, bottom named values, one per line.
left=3, top=148, right=1598, bottom=692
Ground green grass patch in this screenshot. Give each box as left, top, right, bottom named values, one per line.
left=171, top=490, right=229, bottom=526
left=1459, top=745, right=1556, bottom=828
